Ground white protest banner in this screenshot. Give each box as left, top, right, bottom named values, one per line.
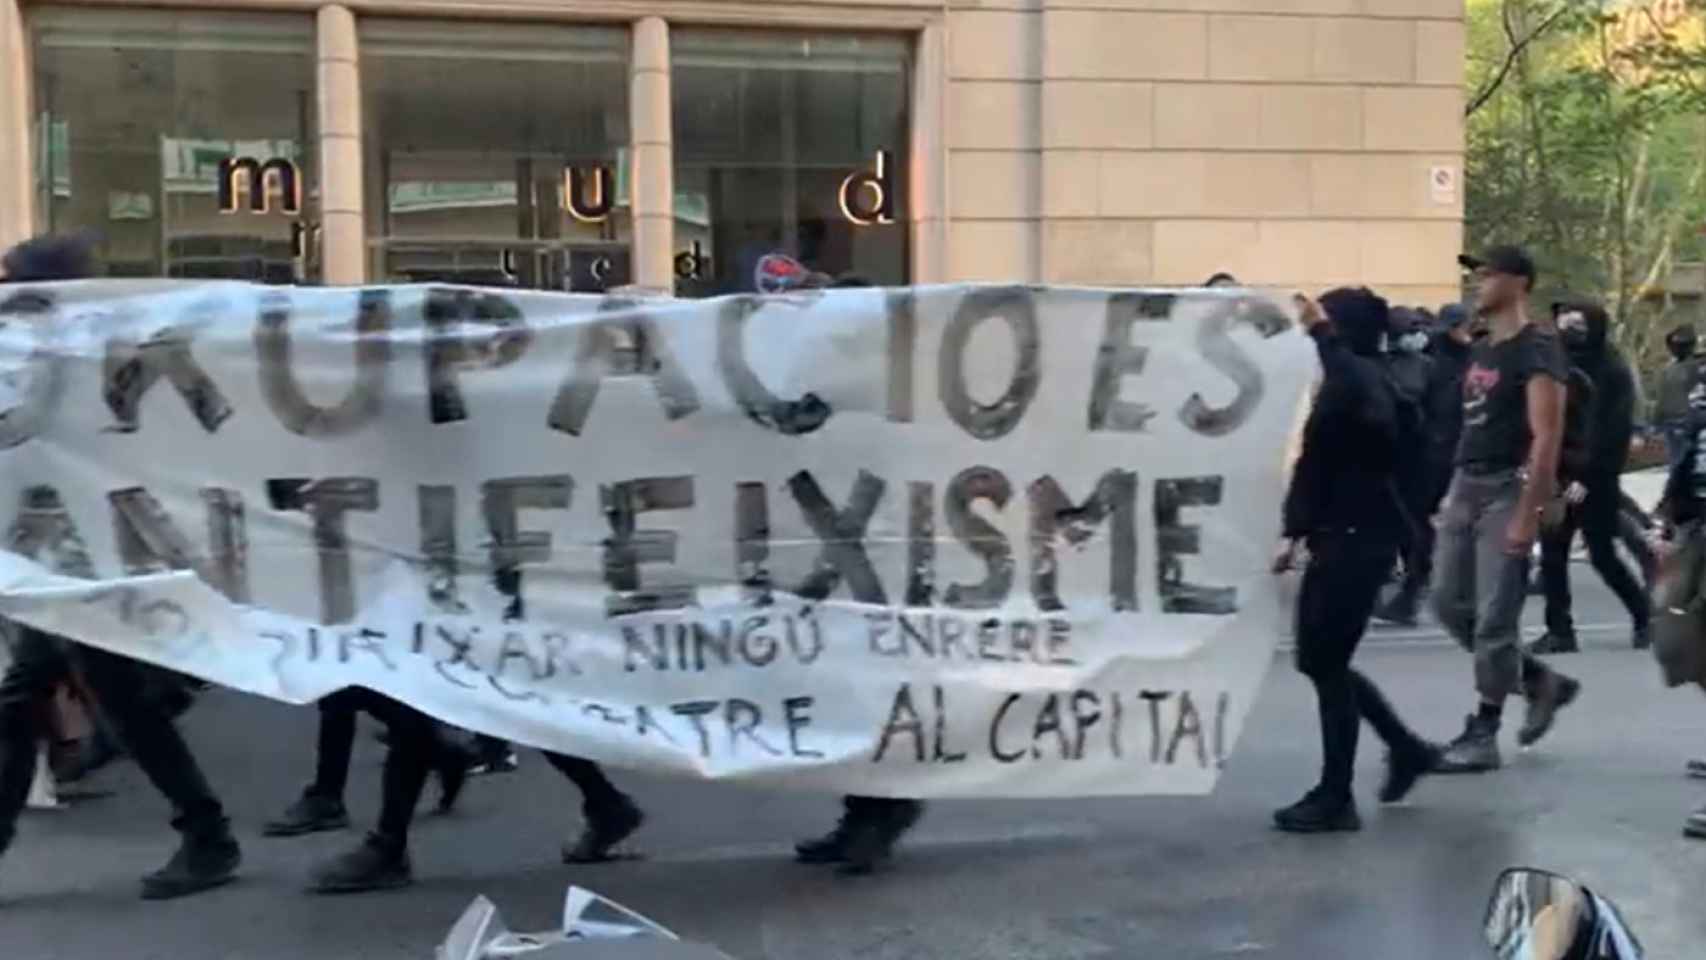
left=0, top=281, right=1313, bottom=798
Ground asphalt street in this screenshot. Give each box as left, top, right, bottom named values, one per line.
left=1, top=572, right=1698, bottom=960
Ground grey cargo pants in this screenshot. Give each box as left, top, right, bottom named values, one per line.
left=1432, top=469, right=1556, bottom=703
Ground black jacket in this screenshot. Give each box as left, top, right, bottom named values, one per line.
left=1558, top=364, right=1598, bottom=485
left=1424, top=334, right=1470, bottom=496
left=1282, top=326, right=1403, bottom=540
left=1571, top=338, right=1637, bottom=486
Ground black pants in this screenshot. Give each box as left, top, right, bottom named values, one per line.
left=0, top=627, right=226, bottom=848
left=306, top=690, right=469, bottom=802
left=346, top=688, right=627, bottom=850
left=1540, top=477, right=1650, bottom=638
left=1393, top=479, right=1449, bottom=601
left=1294, top=531, right=1426, bottom=803
left=1394, top=507, right=1437, bottom=599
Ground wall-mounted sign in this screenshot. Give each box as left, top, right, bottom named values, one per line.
left=216, top=156, right=301, bottom=215
left=565, top=165, right=616, bottom=223
left=839, top=149, right=896, bottom=226
left=1429, top=165, right=1458, bottom=206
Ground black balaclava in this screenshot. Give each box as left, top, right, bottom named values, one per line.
left=1668, top=325, right=1697, bottom=362
left=1318, top=286, right=1390, bottom=357
left=1554, top=299, right=1608, bottom=365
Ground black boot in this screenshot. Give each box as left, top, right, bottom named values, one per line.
left=1272, top=789, right=1360, bottom=833
left=139, top=825, right=241, bottom=900
left=263, top=789, right=349, bottom=837
left=1518, top=671, right=1581, bottom=748
left=1434, top=714, right=1502, bottom=773
left=795, top=806, right=857, bottom=864
left=561, top=797, right=644, bottom=863
left=308, top=833, right=413, bottom=894
left=1379, top=741, right=1442, bottom=804
left=839, top=800, right=924, bottom=876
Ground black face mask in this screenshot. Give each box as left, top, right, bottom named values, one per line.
left=1670, top=339, right=1696, bottom=362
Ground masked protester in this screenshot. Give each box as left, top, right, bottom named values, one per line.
left=1380, top=304, right=1476, bottom=629
left=1432, top=245, right=1580, bottom=775
left=1272, top=287, right=1440, bottom=833
left=0, top=234, right=243, bottom=900
left=1374, top=308, right=1438, bottom=626
left=1531, top=301, right=1650, bottom=654
left=1657, top=326, right=1700, bottom=470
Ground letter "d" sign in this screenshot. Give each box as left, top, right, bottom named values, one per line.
left=839, top=150, right=896, bottom=226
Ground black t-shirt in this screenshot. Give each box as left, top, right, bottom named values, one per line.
left=1456, top=325, right=1569, bottom=471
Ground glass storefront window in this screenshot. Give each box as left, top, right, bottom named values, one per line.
left=672, top=31, right=911, bottom=296
left=31, top=9, right=318, bottom=283
left=361, top=20, right=630, bottom=291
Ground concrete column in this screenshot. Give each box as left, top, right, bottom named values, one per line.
left=0, top=0, right=35, bottom=250
left=629, top=16, right=673, bottom=293
left=908, top=20, right=946, bottom=285
left=317, top=4, right=364, bottom=285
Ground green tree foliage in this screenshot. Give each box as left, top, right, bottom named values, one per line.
left=1466, top=0, right=1706, bottom=376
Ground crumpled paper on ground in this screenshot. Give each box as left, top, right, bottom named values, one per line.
left=438, top=886, right=733, bottom=960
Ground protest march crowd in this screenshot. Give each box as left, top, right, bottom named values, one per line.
left=0, top=231, right=1704, bottom=906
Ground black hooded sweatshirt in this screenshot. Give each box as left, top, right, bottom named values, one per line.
left=1424, top=332, right=1471, bottom=498
left=1282, top=288, right=1404, bottom=541
left=1561, top=301, right=1635, bottom=485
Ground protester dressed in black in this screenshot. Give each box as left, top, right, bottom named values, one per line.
left=0, top=235, right=240, bottom=900
left=1377, top=306, right=1477, bottom=626
left=1373, top=308, right=1437, bottom=626
left=1273, top=288, right=1439, bottom=833
left=1534, top=300, right=1651, bottom=653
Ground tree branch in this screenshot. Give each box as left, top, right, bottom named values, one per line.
left=1466, top=2, right=1573, bottom=117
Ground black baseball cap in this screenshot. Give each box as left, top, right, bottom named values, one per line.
left=1458, top=244, right=1536, bottom=289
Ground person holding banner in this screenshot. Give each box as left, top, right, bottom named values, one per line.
left=1272, top=287, right=1441, bottom=833
left=792, top=274, right=926, bottom=874
left=0, top=234, right=242, bottom=900
left=262, top=691, right=473, bottom=838
left=305, top=688, right=645, bottom=893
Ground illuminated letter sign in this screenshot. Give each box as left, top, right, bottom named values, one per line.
left=566, top=165, right=616, bottom=223
left=217, top=156, right=301, bottom=215
left=839, top=150, right=896, bottom=226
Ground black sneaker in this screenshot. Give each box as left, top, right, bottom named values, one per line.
left=139, top=832, right=240, bottom=900
left=562, top=798, right=644, bottom=863
left=1518, top=672, right=1581, bottom=748
left=1687, top=759, right=1706, bottom=780
left=795, top=809, right=857, bottom=864
left=1380, top=741, right=1442, bottom=804
left=839, top=800, right=925, bottom=875
left=1272, top=790, right=1360, bottom=834
left=1529, top=632, right=1580, bottom=655
left=262, top=790, right=349, bottom=837
left=1434, top=714, right=1502, bottom=773
left=307, top=836, right=413, bottom=894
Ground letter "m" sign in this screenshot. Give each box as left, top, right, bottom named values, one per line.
left=217, top=156, right=301, bottom=215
